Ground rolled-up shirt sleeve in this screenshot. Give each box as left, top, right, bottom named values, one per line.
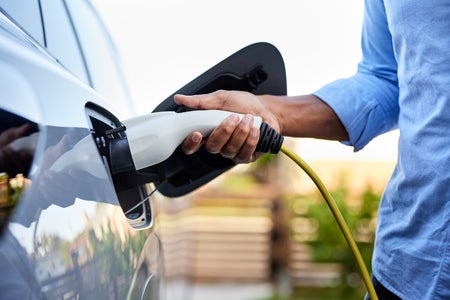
left=313, top=0, right=399, bottom=151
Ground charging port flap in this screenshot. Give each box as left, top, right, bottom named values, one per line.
left=151, top=42, right=287, bottom=197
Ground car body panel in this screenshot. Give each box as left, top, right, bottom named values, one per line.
left=0, top=1, right=286, bottom=299
left=0, top=6, right=163, bottom=299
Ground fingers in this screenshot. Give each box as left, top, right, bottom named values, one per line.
left=204, top=114, right=241, bottom=154
left=232, top=126, right=259, bottom=163
left=174, top=91, right=224, bottom=110
left=180, top=114, right=259, bottom=164
left=205, top=114, right=259, bottom=164
left=181, top=132, right=203, bottom=155
left=174, top=90, right=243, bottom=112
left=175, top=90, right=264, bottom=163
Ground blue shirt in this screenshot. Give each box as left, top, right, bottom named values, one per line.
left=314, top=0, right=450, bottom=298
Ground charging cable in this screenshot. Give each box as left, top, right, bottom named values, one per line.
left=280, top=144, right=378, bottom=300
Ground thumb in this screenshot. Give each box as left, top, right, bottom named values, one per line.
left=174, top=90, right=231, bottom=111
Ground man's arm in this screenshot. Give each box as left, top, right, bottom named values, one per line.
left=176, top=0, right=400, bottom=162
left=174, top=91, right=348, bottom=163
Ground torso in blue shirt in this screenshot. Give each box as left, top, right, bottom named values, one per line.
left=314, top=0, right=450, bottom=298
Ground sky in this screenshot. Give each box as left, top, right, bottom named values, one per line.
left=91, top=0, right=398, bottom=162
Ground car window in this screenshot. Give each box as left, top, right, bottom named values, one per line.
left=0, top=0, right=44, bottom=45
left=65, top=0, right=134, bottom=119
left=40, top=0, right=89, bottom=84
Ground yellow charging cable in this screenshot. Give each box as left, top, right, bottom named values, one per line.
left=280, top=145, right=378, bottom=300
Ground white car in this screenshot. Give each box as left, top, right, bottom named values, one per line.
left=0, top=1, right=286, bottom=299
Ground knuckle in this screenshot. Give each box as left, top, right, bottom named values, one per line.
left=221, top=116, right=239, bottom=134
left=214, top=89, right=228, bottom=99
left=222, top=124, right=236, bottom=136
left=214, top=90, right=232, bottom=109
left=236, top=124, right=251, bottom=136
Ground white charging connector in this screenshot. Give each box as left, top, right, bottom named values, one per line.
left=122, top=110, right=262, bottom=170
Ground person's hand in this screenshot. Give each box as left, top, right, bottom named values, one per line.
left=174, top=90, right=280, bottom=163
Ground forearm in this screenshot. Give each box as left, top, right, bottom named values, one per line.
left=175, top=91, right=350, bottom=163
left=259, top=94, right=349, bottom=141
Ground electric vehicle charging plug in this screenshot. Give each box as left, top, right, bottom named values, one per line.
left=121, top=110, right=283, bottom=171
left=47, top=110, right=284, bottom=178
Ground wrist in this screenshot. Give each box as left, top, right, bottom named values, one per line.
left=257, top=94, right=284, bottom=134
left=258, top=94, right=348, bottom=141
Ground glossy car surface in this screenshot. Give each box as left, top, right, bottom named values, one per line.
left=0, top=1, right=286, bottom=299
left=0, top=1, right=163, bottom=299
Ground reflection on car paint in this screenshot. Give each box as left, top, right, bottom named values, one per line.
left=0, top=108, right=38, bottom=232
left=0, top=108, right=163, bottom=299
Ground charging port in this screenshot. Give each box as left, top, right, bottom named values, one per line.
left=85, top=102, right=154, bottom=230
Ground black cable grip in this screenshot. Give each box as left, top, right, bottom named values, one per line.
left=255, top=122, right=284, bottom=154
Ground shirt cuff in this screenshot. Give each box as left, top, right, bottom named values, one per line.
left=313, top=74, right=398, bottom=151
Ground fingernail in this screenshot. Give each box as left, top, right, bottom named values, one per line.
left=182, top=145, right=194, bottom=155
left=191, top=134, right=201, bottom=143
left=221, top=151, right=234, bottom=159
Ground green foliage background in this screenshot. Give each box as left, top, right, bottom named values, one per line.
left=285, top=182, right=381, bottom=299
